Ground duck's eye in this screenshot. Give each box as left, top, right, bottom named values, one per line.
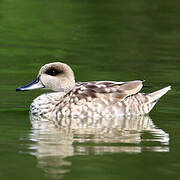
left=46, top=68, right=62, bottom=76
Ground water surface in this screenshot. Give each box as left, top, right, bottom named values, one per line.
left=0, top=0, right=180, bottom=180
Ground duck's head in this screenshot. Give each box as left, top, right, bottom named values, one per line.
left=16, top=62, right=75, bottom=92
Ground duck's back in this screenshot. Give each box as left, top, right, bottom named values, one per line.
left=58, top=80, right=148, bottom=118
left=30, top=80, right=170, bottom=120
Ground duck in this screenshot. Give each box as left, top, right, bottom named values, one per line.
left=16, top=62, right=171, bottom=120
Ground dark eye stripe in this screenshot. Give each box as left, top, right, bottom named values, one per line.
left=46, top=68, right=62, bottom=76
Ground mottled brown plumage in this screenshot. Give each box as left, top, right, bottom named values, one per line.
left=16, top=62, right=171, bottom=121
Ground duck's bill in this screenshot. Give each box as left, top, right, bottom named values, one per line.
left=16, top=77, right=45, bottom=91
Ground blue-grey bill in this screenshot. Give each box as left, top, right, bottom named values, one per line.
left=16, top=77, right=45, bottom=91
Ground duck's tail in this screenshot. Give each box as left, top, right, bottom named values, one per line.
left=148, top=86, right=171, bottom=102
left=147, top=86, right=171, bottom=113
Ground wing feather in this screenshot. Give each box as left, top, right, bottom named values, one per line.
left=74, top=80, right=144, bottom=102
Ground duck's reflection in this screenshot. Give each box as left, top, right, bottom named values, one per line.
left=28, top=115, right=169, bottom=179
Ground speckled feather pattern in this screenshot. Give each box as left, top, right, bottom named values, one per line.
left=14, top=62, right=170, bottom=121
left=30, top=80, right=166, bottom=121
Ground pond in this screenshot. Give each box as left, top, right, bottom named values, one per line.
left=0, top=0, right=180, bottom=180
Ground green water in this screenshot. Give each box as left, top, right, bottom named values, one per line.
left=0, top=0, right=180, bottom=179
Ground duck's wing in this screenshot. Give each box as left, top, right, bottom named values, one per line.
left=75, top=80, right=144, bottom=102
